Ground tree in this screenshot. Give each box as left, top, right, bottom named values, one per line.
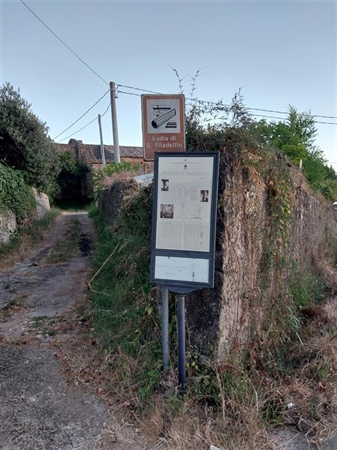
left=172, top=67, right=336, bottom=201
left=251, top=107, right=337, bottom=199
left=0, top=82, right=60, bottom=194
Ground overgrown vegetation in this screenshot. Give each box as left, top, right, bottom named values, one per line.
left=0, top=82, right=60, bottom=195
left=178, top=69, right=337, bottom=201
left=0, top=82, right=63, bottom=247
left=89, top=181, right=337, bottom=449
left=91, top=161, right=140, bottom=200
left=0, top=163, right=36, bottom=220
left=88, top=187, right=163, bottom=400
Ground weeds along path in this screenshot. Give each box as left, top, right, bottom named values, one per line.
left=0, top=212, right=149, bottom=450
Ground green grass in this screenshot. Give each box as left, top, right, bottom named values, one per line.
left=89, top=186, right=161, bottom=390
left=288, top=265, right=327, bottom=308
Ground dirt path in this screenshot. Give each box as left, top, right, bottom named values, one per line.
left=0, top=212, right=150, bottom=450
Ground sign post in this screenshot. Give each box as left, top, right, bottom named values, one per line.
left=150, top=152, right=219, bottom=388
left=141, top=94, right=186, bottom=161
left=177, top=294, right=186, bottom=388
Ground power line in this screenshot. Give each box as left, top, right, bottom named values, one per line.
left=189, top=97, right=337, bottom=120
left=56, top=101, right=111, bottom=143
left=117, top=82, right=337, bottom=120
left=15, top=1, right=337, bottom=122
left=56, top=117, right=98, bottom=143
left=52, top=89, right=110, bottom=140
left=185, top=101, right=337, bottom=125
left=117, top=90, right=141, bottom=97
left=250, top=113, right=337, bottom=125
left=55, top=88, right=336, bottom=142
left=117, top=84, right=163, bottom=95
left=19, top=0, right=108, bottom=85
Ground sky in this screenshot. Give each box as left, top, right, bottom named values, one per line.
left=1, top=0, right=337, bottom=169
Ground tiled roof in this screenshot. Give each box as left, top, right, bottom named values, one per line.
left=78, top=144, right=143, bottom=163
left=54, top=140, right=143, bottom=163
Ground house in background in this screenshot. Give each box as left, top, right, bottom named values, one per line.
left=55, top=139, right=153, bottom=173
left=54, top=139, right=154, bottom=199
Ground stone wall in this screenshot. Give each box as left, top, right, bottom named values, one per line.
left=0, top=209, right=17, bottom=245
left=0, top=190, right=50, bottom=246
left=97, top=149, right=337, bottom=358
left=186, top=151, right=337, bottom=357
left=98, top=179, right=139, bottom=225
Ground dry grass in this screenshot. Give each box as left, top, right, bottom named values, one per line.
left=139, top=395, right=269, bottom=450
left=26, top=285, right=337, bottom=450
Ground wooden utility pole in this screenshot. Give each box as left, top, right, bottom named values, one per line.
left=110, top=82, right=120, bottom=164
left=98, top=114, right=106, bottom=167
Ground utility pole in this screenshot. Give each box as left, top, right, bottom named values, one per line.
left=110, top=81, right=120, bottom=164
left=98, top=114, right=106, bottom=168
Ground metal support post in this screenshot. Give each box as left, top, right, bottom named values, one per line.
left=161, top=286, right=169, bottom=370
left=177, top=295, right=186, bottom=389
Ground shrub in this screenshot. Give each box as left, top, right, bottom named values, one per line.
left=0, top=163, right=36, bottom=220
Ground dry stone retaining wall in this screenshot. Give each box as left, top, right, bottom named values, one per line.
left=97, top=150, right=337, bottom=358
left=187, top=152, right=337, bottom=357
left=0, top=209, right=17, bottom=245
left=0, top=190, right=50, bottom=246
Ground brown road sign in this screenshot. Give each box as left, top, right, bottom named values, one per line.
left=141, top=94, right=186, bottom=161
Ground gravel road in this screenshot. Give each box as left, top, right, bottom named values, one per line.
left=0, top=212, right=148, bottom=450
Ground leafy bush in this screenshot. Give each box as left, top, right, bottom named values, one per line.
left=0, top=82, right=60, bottom=194
left=0, top=163, right=36, bottom=220
left=182, top=79, right=337, bottom=202
left=91, top=161, right=140, bottom=200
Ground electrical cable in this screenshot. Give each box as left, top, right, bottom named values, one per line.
left=187, top=102, right=337, bottom=125
left=52, top=89, right=110, bottom=140
left=56, top=117, right=98, bottom=143
left=117, top=84, right=163, bottom=95
left=17, top=1, right=337, bottom=122
left=250, top=113, right=337, bottom=125
left=19, top=0, right=108, bottom=85
left=117, top=83, right=337, bottom=120
left=56, top=101, right=111, bottom=143
left=117, top=90, right=141, bottom=97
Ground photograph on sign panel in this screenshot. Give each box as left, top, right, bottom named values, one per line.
left=160, top=204, right=174, bottom=219
left=146, top=99, right=181, bottom=134
left=161, top=179, right=169, bottom=191
left=156, top=156, right=214, bottom=252
left=200, top=190, right=209, bottom=202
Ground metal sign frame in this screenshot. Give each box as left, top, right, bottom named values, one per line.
left=150, top=152, right=219, bottom=290
left=141, top=94, right=186, bottom=161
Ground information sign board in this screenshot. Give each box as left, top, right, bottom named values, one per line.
left=141, top=94, right=186, bottom=161
left=150, top=152, right=219, bottom=289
